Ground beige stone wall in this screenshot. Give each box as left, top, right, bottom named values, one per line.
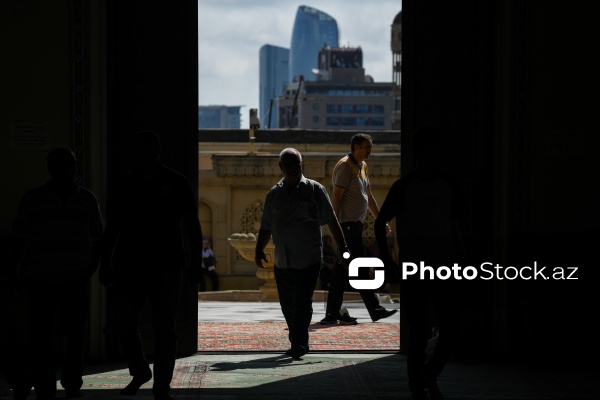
left=198, top=140, right=401, bottom=291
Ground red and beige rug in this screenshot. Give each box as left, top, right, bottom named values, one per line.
left=198, top=321, right=400, bottom=351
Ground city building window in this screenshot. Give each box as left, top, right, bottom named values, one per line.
left=326, top=104, right=385, bottom=114
left=326, top=117, right=385, bottom=127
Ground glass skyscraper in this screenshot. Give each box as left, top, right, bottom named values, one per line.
left=259, top=44, right=289, bottom=129
left=289, top=5, right=339, bottom=84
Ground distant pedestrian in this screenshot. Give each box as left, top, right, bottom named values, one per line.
left=199, top=238, right=219, bottom=291
left=8, top=147, right=103, bottom=399
left=255, top=148, right=350, bottom=359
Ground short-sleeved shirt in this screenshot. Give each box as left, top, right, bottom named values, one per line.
left=12, top=182, right=104, bottom=282
left=332, top=154, right=370, bottom=223
left=110, top=164, right=196, bottom=272
left=202, top=247, right=216, bottom=267
left=202, top=247, right=215, bottom=260
left=260, top=175, right=337, bottom=269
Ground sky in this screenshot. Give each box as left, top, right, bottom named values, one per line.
left=198, top=0, right=402, bottom=126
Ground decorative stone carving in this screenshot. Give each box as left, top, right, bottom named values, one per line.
left=240, top=200, right=264, bottom=235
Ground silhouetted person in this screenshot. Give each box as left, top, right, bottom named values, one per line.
left=255, top=148, right=350, bottom=360
left=375, top=126, right=467, bottom=400
left=320, top=133, right=397, bottom=324
left=199, top=238, right=219, bottom=291
left=8, top=147, right=103, bottom=399
left=99, top=131, right=203, bottom=400
left=366, top=228, right=397, bottom=294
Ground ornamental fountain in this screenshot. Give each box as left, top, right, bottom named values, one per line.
left=227, top=232, right=278, bottom=301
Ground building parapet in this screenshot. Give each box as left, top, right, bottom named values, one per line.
left=198, top=129, right=401, bottom=145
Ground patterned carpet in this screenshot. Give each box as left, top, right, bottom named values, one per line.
left=197, top=321, right=400, bottom=351
left=79, top=353, right=403, bottom=397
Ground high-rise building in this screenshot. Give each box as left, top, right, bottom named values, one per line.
left=391, top=11, right=402, bottom=130
left=289, top=5, right=339, bottom=84
left=278, top=47, right=395, bottom=130
left=259, top=44, right=289, bottom=129
left=198, top=105, right=241, bottom=129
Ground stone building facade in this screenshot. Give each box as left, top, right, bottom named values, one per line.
left=198, top=129, right=401, bottom=291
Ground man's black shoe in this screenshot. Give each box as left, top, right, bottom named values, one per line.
left=289, top=345, right=307, bottom=360
left=120, top=372, right=152, bottom=396
left=370, top=307, right=398, bottom=322
left=318, top=315, right=338, bottom=325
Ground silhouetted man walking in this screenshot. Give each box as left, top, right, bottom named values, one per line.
left=375, top=126, right=468, bottom=400
left=9, top=147, right=103, bottom=399
left=255, top=148, right=350, bottom=359
left=100, top=131, right=203, bottom=400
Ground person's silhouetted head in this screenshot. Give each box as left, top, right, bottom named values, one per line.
left=132, top=130, right=162, bottom=172
left=47, top=147, right=77, bottom=186
left=410, top=126, right=443, bottom=168
left=279, top=148, right=303, bottom=187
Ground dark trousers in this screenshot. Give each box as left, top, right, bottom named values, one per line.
left=197, top=268, right=219, bottom=292
left=325, top=221, right=380, bottom=317
left=274, top=263, right=320, bottom=350
left=116, top=269, right=181, bottom=396
left=1, top=291, right=32, bottom=400
left=403, top=278, right=459, bottom=395
left=26, top=279, right=89, bottom=399
left=0, top=337, right=31, bottom=400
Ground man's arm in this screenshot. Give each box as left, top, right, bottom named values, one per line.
left=89, top=239, right=103, bottom=277
left=327, top=218, right=351, bottom=268
left=255, top=229, right=272, bottom=269
left=331, top=185, right=345, bottom=218
left=375, top=180, right=402, bottom=270
left=5, top=235, right=27, bottom=298
left=368, top=187, right=391, bottom=234
left=367, top=187, right=380, bottom=218
left=99, top=221, right=118, bottom=287
left=88, top=197, right=104, bottom=277
left=7, top=195, right=30, bottom=297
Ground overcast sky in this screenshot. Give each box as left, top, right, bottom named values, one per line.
left=198, top=0, right=402, bottom=126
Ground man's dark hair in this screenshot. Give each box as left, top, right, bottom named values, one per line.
left=350, top=133, right=372, bottom=153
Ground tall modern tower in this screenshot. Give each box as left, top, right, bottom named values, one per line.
left=391, top=11, right=402, bottom=130
left=259, top=44, right=289, bottom=129
left=289, top=5, right=339, bottom=84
